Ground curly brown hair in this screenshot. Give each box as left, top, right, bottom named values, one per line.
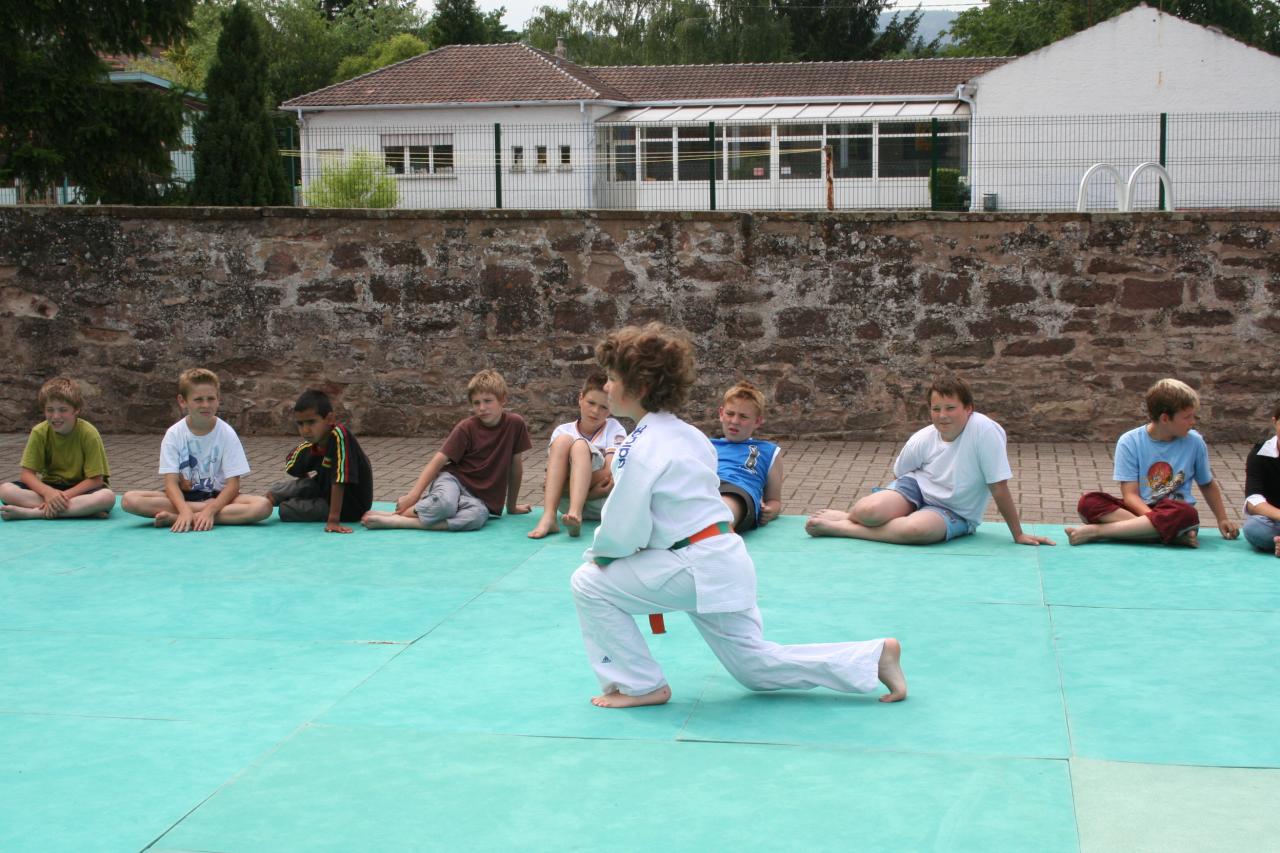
left=596, top=323, right=696, bottom=413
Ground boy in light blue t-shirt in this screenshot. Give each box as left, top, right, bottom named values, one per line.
left=709, top=381, right=783, bottom=533
left=1069, top=378, right=1239, bottom=547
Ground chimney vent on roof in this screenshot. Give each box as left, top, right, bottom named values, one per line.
left=555, top=36, right=567, bottom=60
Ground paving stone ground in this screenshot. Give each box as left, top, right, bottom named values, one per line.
left=1, top=432, right=1253, bottom=526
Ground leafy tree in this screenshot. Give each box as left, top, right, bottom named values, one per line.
left=777, top=0, right=891, bottom=61
left=946, top=0, right=1279, bottom=57
left=0, top=0, right=195, bottom=201
left=304, top=150, right=397, bottom=206
left=333, top=32, right=428, bottom=81
left=190, top=1, right=291, bottom=204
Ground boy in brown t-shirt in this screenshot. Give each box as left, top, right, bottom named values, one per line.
left=362, top=369, right=533, bottom=531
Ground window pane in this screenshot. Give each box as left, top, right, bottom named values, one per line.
left=831, top=136, right=872, bottom=178
left=612, top=144, right=636, bottom=181
left=536, top=145, right=548, bottom=166
left=678, top=137, right=714, bottom=181
left=826, top=122, right=872, bottom=137
left=779, top=139, right=822, bottom=179
left=611, top=126, right=636, bottom=142
left=512, top=146, right=524, bottom=168
left=723, top=124, right=770, bottom=139
left=560, top=145, right=571, bottom=165
left=407, top=145, right=430, bottom=174
left=727, top=140, right=768, bottom=180
left=432, top=144, right=453, bottom=172
left=384, top=146, right=405, bottom=174
left=642, top=139, right=673, bottom=181
left=642, top=126, right=672, bottom=140
left=677, top=124, right=714, bottom=139
left=878, top=134, right=967, bottom=178
left=777, top=123, right=822, bottom=137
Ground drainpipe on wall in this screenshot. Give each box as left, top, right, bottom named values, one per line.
left=954, top=82, right=979, bottom=210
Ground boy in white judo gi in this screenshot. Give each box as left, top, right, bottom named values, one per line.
left=570, top=323, right=907, bottom=708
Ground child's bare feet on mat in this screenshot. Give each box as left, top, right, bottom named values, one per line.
left=153, top=511, right=176, bottom=528
left=1173, top=529, right=1199, bottom=548
left=0, top=505, right=40, bottom=520
left=878, top=638, right=908, bottom=703
left=804, top=509, right=854, bottom=537
left=527, top=517, right=559, bottom=539
left=561, top=512, right=582, bottom=537
left=591, top=685, right=671, bottom=708
left=1064, top=525, right=1098, bottom=546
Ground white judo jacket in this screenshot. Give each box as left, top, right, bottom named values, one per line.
left=583, top=411, right=755, bottom=613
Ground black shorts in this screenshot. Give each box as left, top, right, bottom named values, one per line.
left=183, top=489, right=221, bottom=503
left=12, top=479, right=106, bottom=494
left=718, top=482, right=759, bottom=532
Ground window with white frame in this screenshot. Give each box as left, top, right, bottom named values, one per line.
left=511, top=145, right=524, bottom=171
left=558, top=144, right=571, bottom=169
left=677, top=125, right=717, bottom=181
left=877, top=120, right=968, bottom=178
left=381, top=133, right=454, bottom=176
left=641, top=126, right=673, bottom=181
left=778, top=123, right=824, bottom=179
left=724, top=124, right=770, bottom=180
left=609, top=127, right=636, bottom=181
left=535, top=145, right=548, bottom=169
left=826, top=122, right=873, bottom=178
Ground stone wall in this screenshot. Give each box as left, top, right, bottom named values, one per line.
left=1, top=206, right=1276, bottom=441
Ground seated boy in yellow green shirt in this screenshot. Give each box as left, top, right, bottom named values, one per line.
left=0, top=377, right=115, bottom=520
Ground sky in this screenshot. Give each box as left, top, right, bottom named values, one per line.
left=418, top=1, right=980, bottom=35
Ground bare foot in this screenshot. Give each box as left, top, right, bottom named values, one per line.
left=1064, top=525, right=1098, bottom=546
left=1274, top=536, right=1280, bottom=558
left=561, top=512, right=582, bottom=538
left=1173, top=529, right=1199, bottom=548
left=527, top=518, right=559, bottom=539
left=153, top=511, right=176, bottom=528
left=590, top=685, right=672, bottom=708
left=361, top=512, right=397, bottom=529
left=805, top=509, right=854, bottom=537
left=877, top=638, right=907, bottom=703
left=0, top=505, right=40, bottom=520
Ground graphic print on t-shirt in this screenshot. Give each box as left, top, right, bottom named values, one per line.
left=1146, top=461, right=1186, bottom=503
left=180, top=443, right=223, bottom=494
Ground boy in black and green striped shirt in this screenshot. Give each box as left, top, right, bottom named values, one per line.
left=268, top=390, right=373, bottom=533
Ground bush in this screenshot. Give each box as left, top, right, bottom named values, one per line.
left=304, top=150, right=398, bottom=208
left=929, top=167, right=969, bottom=211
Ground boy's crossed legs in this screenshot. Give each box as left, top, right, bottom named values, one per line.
left=1066, top=492, right=1200, bottom=547
left=0, top=482, right=116, bottom=520
left=120, top=490, right=271, bottom=530
left=805, top=478, right=970, bottom=545
left=362, top=471, right=488, bottom=531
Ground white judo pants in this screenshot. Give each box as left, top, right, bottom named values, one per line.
left=570, top=551, right=885, bottom=697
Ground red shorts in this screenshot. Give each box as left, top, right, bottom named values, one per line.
left=1077, top=492, right=1200, bottom=544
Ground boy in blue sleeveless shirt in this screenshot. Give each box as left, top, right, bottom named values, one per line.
left=709, top=381, right=783, bottom=532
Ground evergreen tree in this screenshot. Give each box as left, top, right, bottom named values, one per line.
left=428, top=0, right=491, bottom=46
left=190, top=1, right=291, bottom=205
left=0, top=0, right=194, bottom=201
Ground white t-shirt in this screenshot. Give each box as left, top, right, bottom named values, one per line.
left=892, top=411, right=1012, bottom=527
left=585, top=411, right=750, bottom=613
left=548, top=417, right=627, bottom=455
left=158, top=417, right=251, bottom=494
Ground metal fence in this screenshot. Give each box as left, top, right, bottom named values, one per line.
left=285, top=112, right=1280, bottom=213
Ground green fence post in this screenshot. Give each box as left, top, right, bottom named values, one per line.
left=494, top=123, right=503, bottom=209
left=929, top=117, right=939, bottom=211
left=1158, top=112, right=1167, bottom=211
left=708, top=121, right=717, bottom=211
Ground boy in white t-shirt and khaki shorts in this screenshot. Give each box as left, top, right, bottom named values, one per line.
left=529, top=372, right=627, bottom=539
left=806, top=375, right=1054, bottom=547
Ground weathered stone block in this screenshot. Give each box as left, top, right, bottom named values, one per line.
left=1171, top=309, right=1234, bottom=327
left=776, top=307, right=831, bottom=338
left=1002, top=338, right=1075, bottom=357
left=1119, top=278, right=1182, bottom=309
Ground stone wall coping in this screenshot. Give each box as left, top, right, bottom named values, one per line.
left=7, top=205, right=1280, bottom=226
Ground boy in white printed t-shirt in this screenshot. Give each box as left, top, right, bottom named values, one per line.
left=121, top=368, right=271, bottom=532
left=806, top=375, right=1053, bottom=547
left=529, top=372, right=627, bottom=539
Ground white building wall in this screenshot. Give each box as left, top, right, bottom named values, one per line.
left=968, top=7, right=1280, bottom=211
left=297, top=104, right=613, bottom=210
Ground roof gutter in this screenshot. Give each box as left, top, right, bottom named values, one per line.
left=282, top=93, right=964, bottom=113
left=954, top=82, right=978, bottom=113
